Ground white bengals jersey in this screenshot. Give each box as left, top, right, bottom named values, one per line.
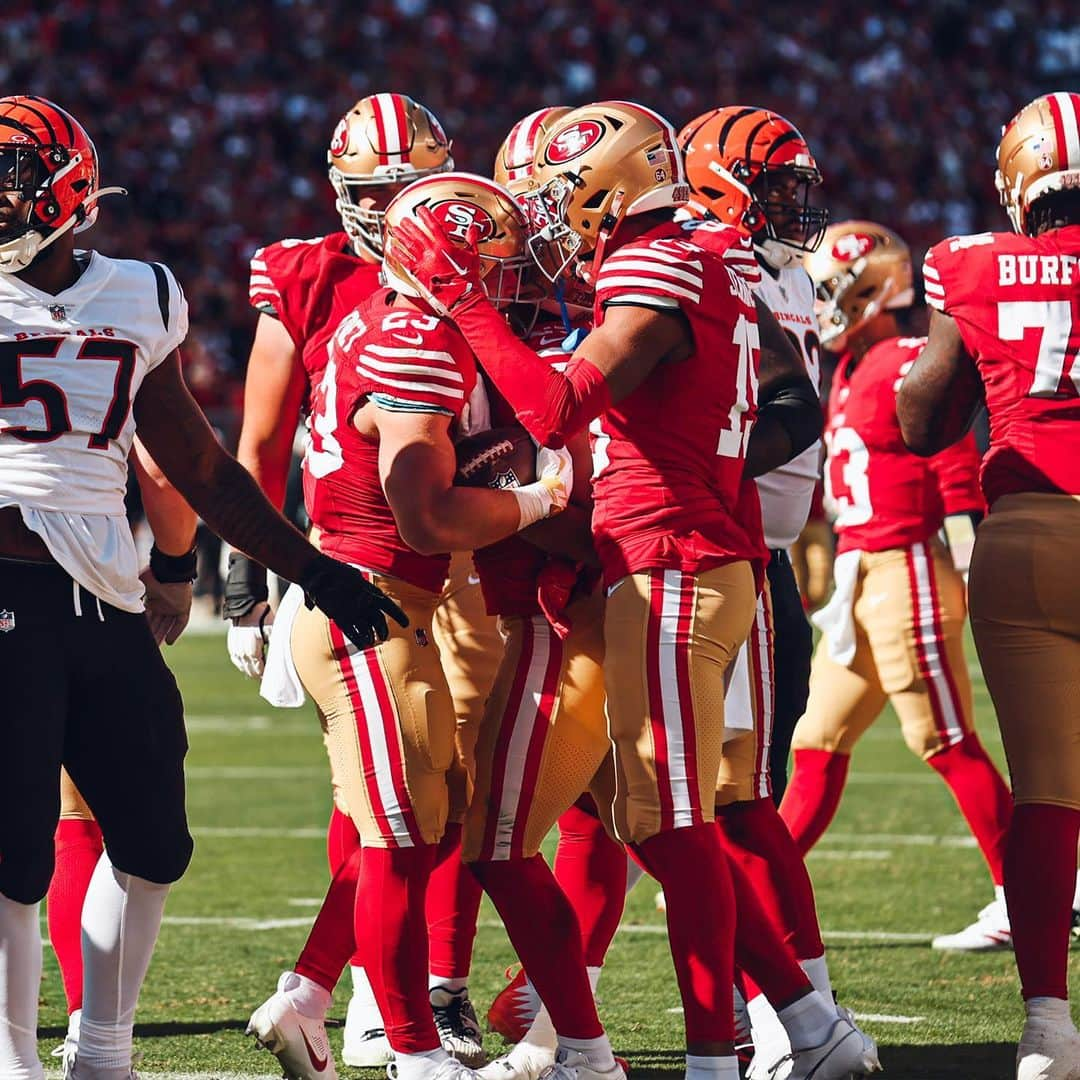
left=0, top=252, right=188, bottom=610
left=752, top=260, right=822, bottom=549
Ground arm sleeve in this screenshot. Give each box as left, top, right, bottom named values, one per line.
left=929, top=431, right=984, bottom=515
left=452, top=298, right=611, bottom=448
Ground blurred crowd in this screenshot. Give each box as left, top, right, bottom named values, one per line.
left=3, top=0, right=1078, bottom=424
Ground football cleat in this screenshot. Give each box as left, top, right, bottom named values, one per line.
left=537, top=1049, right=627, bottom=1080
left=836, top=1007, right=881, bottom=1073
left=246, top=972, right=338, bottom=1080
left=478, top=1041, right=557, bottom=1080
left=786, top=1015, right=883, bottom=1079
left=931, top=899, right=1012, bottom=952
left=1071, top=908, right=1080, bottom=942
left=431, top=985, right=487, bottom=1066
left=1016, top=1016, right=1080, bottom=1080
left=655, top=889, right=667, bottom=914
left=488, top=966, right=541, bottom=1044
left=342, top=1022, right=393, bottom=1068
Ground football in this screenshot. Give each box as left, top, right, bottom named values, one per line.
left=455, top=425, right=536, bottom=490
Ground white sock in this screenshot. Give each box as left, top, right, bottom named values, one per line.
left=557, top=1033, right=616, bottom=1071
left=0, top=893, right=44, bottom=1080
left=778, top=990, right=836, bottom=1051
left=350, top=964, right=385, bottom=1027
left=281, top=970, right=332, bottom=1020
left=67, top=1008, right=81, bottom=1042
left=625, top=855, right=646, bottom=894
left=394, top=1046, right=448, bottom=1080
left=587, top=966, right=602, bottom=996
left=79, top=855, right=169, bottom=1077
left=1072, top=871, right=1080, bottom=911
left=685, top=1053, right=739, bottom=1080
left=747, top=992, right=789, bottom=1062
left=429, top=973, right=468, bottom=994
left=522, top=1004, right=558, bottom=1051
left=1026, top=997, right=1073, bottom=1025
left=995, top=883, right=1008, bottom=909
left=799, top=953, right=833, bottom=1003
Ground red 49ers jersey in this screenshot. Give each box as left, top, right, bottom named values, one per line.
left=306, top=289, right=478, bottom=593
left=824, top=336, right=982, bottom=554
left=923, top=226, right=1080, bottom=505
left=248, top=232, right=381, bottom=394
left=589, top=219, right=764, bottom=584
left=473, top=314, right=589, bottom=616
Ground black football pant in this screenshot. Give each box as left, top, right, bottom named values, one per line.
left=0, top=559, right=192, bottom=904
left=765, top=549, right=813, bottom=803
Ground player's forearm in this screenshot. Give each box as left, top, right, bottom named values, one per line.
left=397, top=487, right=528, bottom=557
left=133, top=440, right=197, bottom=555
left=453, top=300, right=610, bottom=446
left=235, top=433, right=292, bottom=510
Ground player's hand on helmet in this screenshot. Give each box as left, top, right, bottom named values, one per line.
left=140, top=567, right=193, bottom=647
left=390, top=206, right=485, bottom=317
left=513, top=444, right=573, bottom=528
left=298, top=554, right=409, bottom=651
left=227, top=601, right=274, bottom=679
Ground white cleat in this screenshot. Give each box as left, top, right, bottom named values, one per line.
left=538, top=1049, right=627, bottom=1080
left=246, top=972, right=338, bottom=1080
left=654, top=889, right=667, bottom=914
left=1016, top=1016, right=1080, bottom=1080
left=431, top=985, right=487, bottom=1066
left=787, top=1015, right=883, bottom=1079
left=478, top=1039, right=557, bottom=1080
left=932, top=899, right=1012, bottom=952
left=836, top=1006, right=881, bottom=1073
left=414, top=1057, right=490, bottom=1080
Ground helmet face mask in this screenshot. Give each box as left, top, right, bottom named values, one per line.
left=756, top=165, right=828, bottom=255
left=521, top=173, right=587, bottom=285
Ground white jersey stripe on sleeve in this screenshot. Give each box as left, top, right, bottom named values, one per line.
left=364, top=344, right=460, bottom=366
left=358, top=352, right=465, bottom=382
left=597, top=276, right=701, bottom=303
left=353, top=366, right=466, bottom=400
left=599, top=258, right=704, bottom=287
left=604, top=246, right=703, bottom=270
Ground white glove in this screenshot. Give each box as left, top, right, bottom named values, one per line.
left=512, top=444, right=573, bottom=529
left=227, top=601, right=274, bottom=679
left=140, top=568, right=193, bottom=646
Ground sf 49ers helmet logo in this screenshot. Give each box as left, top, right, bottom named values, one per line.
left=429, top=200, right=497, bottom=243
left=832, top=232, right=876, bottom=261
left=329, top=118, right=349, bottom=158
left=545, top=120, right=606, bottom=165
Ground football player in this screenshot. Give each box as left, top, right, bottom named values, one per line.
left=392, top=100, right=871, bottom=1080
left=263, top=171, right=569, bottom=1080
left=229, top=94, right=495, bottom=1073
left=676, top=109, right=876, bottom=1076
left=0, top=94, right=402, bottom=1080
left=897, top=92, right=1080, bottom=1079
left=782, top=219, right=1015, bottom=954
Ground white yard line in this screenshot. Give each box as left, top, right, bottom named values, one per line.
left=185, top=766, right=326, bottom=779
left=185, top=715, right=315, bottom=736
left=854, top=1012, right=927, bottom=1024
left=820, top=831, right=977, bottom=848
left=844, top=772, right=938, bottom=784
left=805, top=850, right=892, bottom=861
left=190, top=826, right=325, bottom=839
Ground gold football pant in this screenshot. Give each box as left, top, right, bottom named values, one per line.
left=60, top=767, right=93, bottom=820
left=292, top=573, right=457, bottom=848
left=433, top=551, right=503, bottom=819
left=793, top=539, right=974, bottom=760
left=717, top=582, right=775, bottom=806
left=604, top=563, right=757, bottom=844
left=464, top=586, right=610, bottom=862
left=969, top=493, right=1080, bottom=809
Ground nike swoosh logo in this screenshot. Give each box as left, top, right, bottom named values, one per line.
left=300, top=1028, right=329, bottom=1072
left=444, top=251, right=469, bottom=275
left=393, top=332, right=424, bottom=345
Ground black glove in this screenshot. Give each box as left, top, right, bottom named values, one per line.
left=298, top=554, right=409, bottom=650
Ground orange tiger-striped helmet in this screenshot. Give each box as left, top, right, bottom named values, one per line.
left=996, top=92, right=1080, bottom=236
left=327, top=93, right=454, bottom=257
left=678, top=106, right=827, bottom=268
left=0, top=95, right=125, bottom=272
left=494, top=106, right=572, bottom=196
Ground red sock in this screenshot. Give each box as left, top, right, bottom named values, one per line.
left=727, top=856, right=812, bottom=1008
left=634, top=824, right=735, bottom=1046
left=355, top=845, right=440, bottom=1053
left=327, top=806, right=361, bottom=876
left=555, top=798, right=627, bottom=967
left=778, top=749, right=850, bottom=854
left=295, top=844, right=362, bottom=993
left=1005, top=803, right=1080, bottom=1001
left=470, top=853, right=602, bottom=1039
left=48, top=819, right=104, bottom=1014
left=426, top=823, right=483, bottom=980
left=927, top=732, right=1012, bottom=886
left=716, top=798, right=824, bottom=960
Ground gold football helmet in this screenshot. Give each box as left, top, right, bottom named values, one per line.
left=996, top=92, right=1080, bottom=235
left=382, top=172, right=535, bottom=308
left=804, top=220, right=913, bottom=351
left=328, top=93, right=453, bottom=256
left=521, top=100, right=689, bottom=288
left=494, top=106, right=572, bottom=196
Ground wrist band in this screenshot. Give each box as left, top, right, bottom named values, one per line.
left=222, top=552, right=269, bottom=619
left=150, top=543, right=198, bottom=584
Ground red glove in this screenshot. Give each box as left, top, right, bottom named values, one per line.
left=389, top=207, right=485, bottom=316
left=537, top=557, right=578, bottom=640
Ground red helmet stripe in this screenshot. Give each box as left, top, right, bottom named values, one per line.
left=370, top=94, right=391, bottom=165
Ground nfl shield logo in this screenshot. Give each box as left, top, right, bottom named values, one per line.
left=49, top=304, right=66, bottom=322
left=0, top=609, right=14, bottom=633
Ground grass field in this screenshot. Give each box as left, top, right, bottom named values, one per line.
left=36, top=630, right=1078, bottom=1079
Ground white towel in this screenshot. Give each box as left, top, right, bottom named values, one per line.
left=259, top=582, right=306, bottom=708
left=722, top=639, right=756, bottom=742
left=811, top=548, right=862, bottom=667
